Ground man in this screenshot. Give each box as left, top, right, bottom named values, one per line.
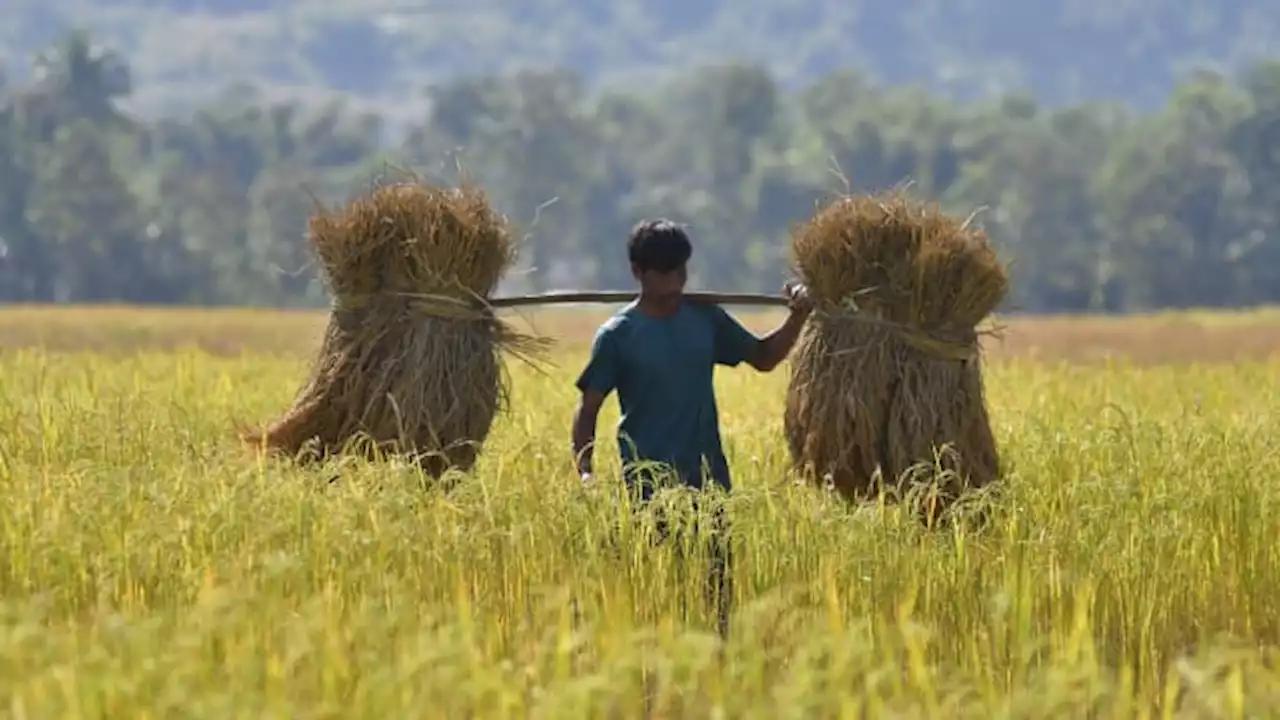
left=571, top=218, right=811, bottom=637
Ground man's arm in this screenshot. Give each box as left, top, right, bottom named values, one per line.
left=712, top=283, right=812, bottom=373
left=572, top=390, right=606, bottom=476
left=751, top=309, right=809, bottom=372
left=572, top=324, right=620, bottom=478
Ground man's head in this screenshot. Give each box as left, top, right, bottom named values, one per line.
left=628, top=218, right=690, bottom=300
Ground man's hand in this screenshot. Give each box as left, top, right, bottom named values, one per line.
left=784, top=281, right=813, bottom=316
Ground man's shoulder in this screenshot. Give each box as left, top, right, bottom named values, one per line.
left=679, top=299, right=730, bottom=327
left=605, top=302, right=642, bottom=327
left=594, top=303, right=640, bottom=339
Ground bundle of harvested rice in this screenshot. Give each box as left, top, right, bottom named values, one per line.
left=783, top=190, right=1008, bottom=524
left=242, top=177, right=546, bottom=477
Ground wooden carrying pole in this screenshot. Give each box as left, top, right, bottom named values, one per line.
left=489, top=290, right=789, bottom=309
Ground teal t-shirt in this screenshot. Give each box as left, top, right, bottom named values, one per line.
left=575, top=300, right=761, bottom=496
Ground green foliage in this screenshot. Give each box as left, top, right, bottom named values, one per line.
left=4, top=28, right=1280, bottom=312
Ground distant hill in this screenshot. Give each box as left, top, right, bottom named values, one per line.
left=6, top=0, right=1279, bottom=122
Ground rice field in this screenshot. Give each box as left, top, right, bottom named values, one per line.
left=2, top=304, right=1280, bottom=717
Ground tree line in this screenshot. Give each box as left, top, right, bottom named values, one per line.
left=18, top=0, right=1280, bottom=118
left=2, top=30, right=1279, bottom=313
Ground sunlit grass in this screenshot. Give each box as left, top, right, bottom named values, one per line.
left=1, top=309, right=1280, bottom=715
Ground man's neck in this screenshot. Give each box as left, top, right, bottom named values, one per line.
left=635, top=293, right=681, bottom=318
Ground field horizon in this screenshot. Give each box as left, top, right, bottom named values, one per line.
left=1, top=304, right=1279, bottom=715
left=5, top=302, right=1280, bottom=365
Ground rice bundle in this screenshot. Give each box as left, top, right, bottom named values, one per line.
left=242, top=178, right=546, bottom=477
left=784, top=190, right=1009, bottom=524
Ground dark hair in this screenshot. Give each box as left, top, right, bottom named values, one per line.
left=627, top=218, right=692, bottom=273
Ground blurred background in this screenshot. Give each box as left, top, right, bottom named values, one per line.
left=2, top=0, right=1278, bottom=314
